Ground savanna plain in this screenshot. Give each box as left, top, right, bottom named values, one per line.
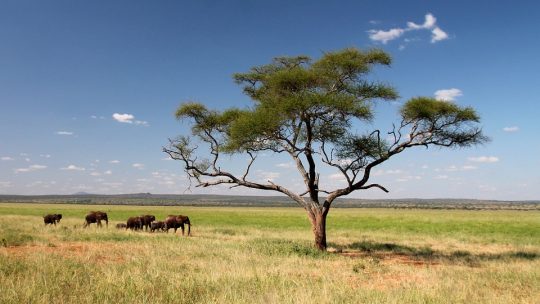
left=0, top=203, right=538, bottom=303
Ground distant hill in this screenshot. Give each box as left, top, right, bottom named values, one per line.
left=0, top=193, right=538, bottom=210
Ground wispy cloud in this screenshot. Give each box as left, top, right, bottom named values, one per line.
left=256, top=170, right=280, bottom=182
left=112, top=113, right=149, bottom=126
left=431, top=27, right=449, bottom=42
left=134, top=120, right=149, bottom=126
left=1, top=156, right=14, bottom=161
left=445, top=165, right=477, bottom=172
left=276, top=162, right=294, bottom=169
left=112, top=113, right=134, bottom=123
left=61, top=165, right=86, bottom=171
left=434, top=88, right=462, bottom=101
left=373, top=169, right=403, bottom=176
left=396, top=175, right=422, bottom=182
left=132, top=163, right=145, bottom=169
left=503, top=126, right=519, bottom=132
left=14, top=164, right=47, bottom=173
left=368, top=13, right=449, bottom=45
left=109, top=160, right=120, bottom=164
left=368, top=28, right=405, bottom=44
left=0, top=181, right=12, bottom=187
left=56, top=131, right=74, bottom=135
left=468, top=156, right=499, bottom=163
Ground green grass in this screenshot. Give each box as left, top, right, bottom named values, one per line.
left=0, top=203, right=539, bottom=303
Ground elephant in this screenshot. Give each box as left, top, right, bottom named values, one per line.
left=139, top=215, right=156, bottom=231
left=116, top=223, right=127, bottom=229
left=83, top=211, right=109, bottom=228
left=164, top=215, right=191, bottom=236
left=150, top=221, right=166, bottom=232
left=126, top=216, right=143, bottom=230
left=43, top=214, right=62, bottom=226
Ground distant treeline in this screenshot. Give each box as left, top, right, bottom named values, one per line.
left=0, top=193, right=538, bottom=210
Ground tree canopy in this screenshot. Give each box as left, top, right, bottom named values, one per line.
left=165, top=48, right=488, bottom=250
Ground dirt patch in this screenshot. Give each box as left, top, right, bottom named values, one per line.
left=340, top=251, right=440, bottom=266
left=346, top=271, right=429, bottom=291
left=0, top=242, right=127, bottom=264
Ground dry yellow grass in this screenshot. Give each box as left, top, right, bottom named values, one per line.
left=0, top=204, right=539, bottom=303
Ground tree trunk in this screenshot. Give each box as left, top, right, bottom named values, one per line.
left=311, top=211, right=327, bottom=251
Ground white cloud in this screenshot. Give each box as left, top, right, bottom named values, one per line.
left=434, top=88, right=462, bottom=101
left=445, top=165, right=458, bottom=172
left=264, top=172, right=280, bottom=181
left=112, top=113, right=135, bottom=123
left=56, top=131, right=74, bottom=135
left=435, top=175, right=448, bottom=179
left=104, top=170, right=112, bottom=175
left=109, top=160, right=120, bottom=164
left=276, top=162, right=294, bottom=169
left=132, top=163, right=145, bottom=169
left=61, top=165, right=86, bottom=171
left=0, top=181, right=12, bottom=187
left=368, top=28, right=405, bottom=44
left=407, top=13, right=437, bottom=30
left=479, top=184, right=497, bottom=192
left=468, top=156, right=499, bottom=163
left=396, top=175, right=422, bottom=182
left=329, top=173, right=346, bottom=181
left=369, top=13, right=449, bottom=45
left=503, top=126, right=519, bottom=132
left=410, top=14, right=449, bottom=43
left=40, top=154, right=51, bottom=158
left=90, top=172, right=101, bottom=176
left=431, top=27, right=449, bottom=43
left=134, top=120, right=149, bottom=126
left=14, top=164, right=47, bottom=173
left=1, top=156, right=14, bottom=161
left=445, top=164, right=477, bottom=172
left=256, top=170, right=280, bottom=182
left=112, top=113, right=149, bottom=126
left=373, top=169, right=403, bottom=176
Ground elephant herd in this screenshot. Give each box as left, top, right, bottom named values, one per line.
left=43, top=211, right=191, bottom=236
left=120, top=214, right=191, bottom=236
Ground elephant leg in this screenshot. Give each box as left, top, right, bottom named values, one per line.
left=181, top=224, right=185, bottom=236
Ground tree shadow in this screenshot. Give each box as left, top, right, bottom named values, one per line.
left=330, top=240, right=539, bottom=267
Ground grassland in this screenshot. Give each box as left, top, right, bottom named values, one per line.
left=0, top=203, right=539, bottom=303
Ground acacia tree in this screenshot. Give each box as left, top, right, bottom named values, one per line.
left=164, top=48, right=487, bottom=250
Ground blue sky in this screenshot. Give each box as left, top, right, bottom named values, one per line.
left=1, top=0, right=539, bottom=200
